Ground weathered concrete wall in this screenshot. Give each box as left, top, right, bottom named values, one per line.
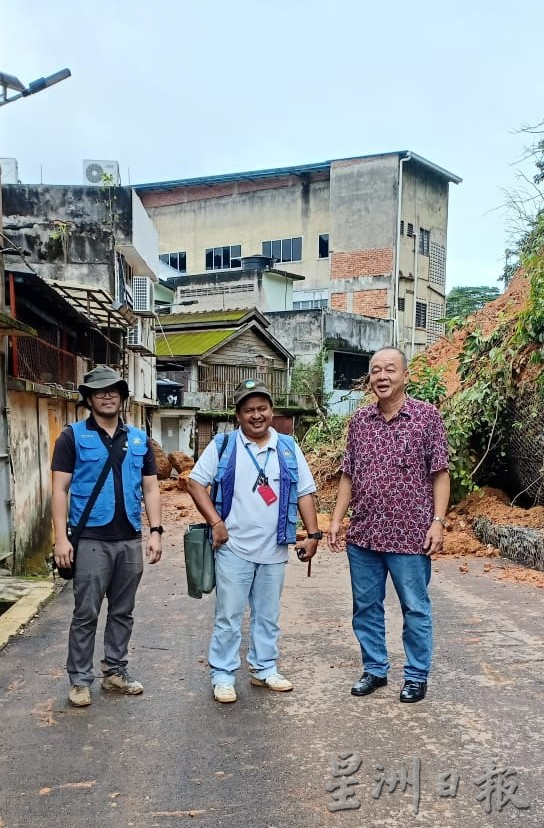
left=330, top=156, right=398, bottom=253
left=397, top=166, right=449, bottom=354
left=173, top=268, right=295, bottom=314
left=266, top=309, right=393, bottom=365
left=266, top=310, right=323, bottom=365
left=2, top=184, right=133, bottom=293
left=141, top=173, right=332, bottom=293
left=8, top=391, right=77, bottom=572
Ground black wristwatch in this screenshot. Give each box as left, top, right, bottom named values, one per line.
left=150, top=525, right=164, bottom=535
left=307, top=531, right=323, bottom=540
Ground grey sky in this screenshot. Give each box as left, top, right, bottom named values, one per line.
left=2, top=0, right=542, bottom=290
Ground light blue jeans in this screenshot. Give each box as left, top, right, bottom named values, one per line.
left=346, top=544, right=432, bottom=682
left=209, top=546, right=286, bottom=686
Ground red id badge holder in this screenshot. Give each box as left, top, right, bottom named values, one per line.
left=257, top=483, right=278, bottom=505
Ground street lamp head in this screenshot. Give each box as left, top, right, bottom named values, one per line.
left=24, top=68, right=71, bottom=97
left=0, top=67, right=71, bottom=107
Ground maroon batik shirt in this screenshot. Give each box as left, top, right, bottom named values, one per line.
left=342, top=396, right=449, bottom=555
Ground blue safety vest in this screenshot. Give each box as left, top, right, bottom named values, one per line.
left=212, top=430, right=299, bottom=545
left=68, top=421, right=148, bottom=530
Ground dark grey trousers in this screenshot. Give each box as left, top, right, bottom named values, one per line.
left=67, top=538, right=144, bottom=686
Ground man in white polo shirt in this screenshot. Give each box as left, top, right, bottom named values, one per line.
left=187, top=379, right=320, bottom=703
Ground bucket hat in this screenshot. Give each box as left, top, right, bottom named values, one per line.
left=233, top=379, right=273, bottom=408
left=78, top=365, right=129, bottom=401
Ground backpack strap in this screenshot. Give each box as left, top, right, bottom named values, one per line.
left=210, top=432, right=229, bottom=507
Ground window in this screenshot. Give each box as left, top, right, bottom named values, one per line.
left=293, top=298, right=329, bottom=310
left=262, top=237, right=302, bottom=263
left=318, top=234, right=329, bottom=259
left=427, top=301, right=446, bottom=345
left=205, top=244, right=242, bottom=271
left=429, top=242, right=446, bottom=286
left=419, top=228, right=430, bottom=256
left=398, top=296, right=405, bottom=312
left=415, top=301, right=427, bottom=328
left=333, top=352, right=370, bottom=390
left=160, top=251, right=186, bottom=272
left=400, top=220, right=404, bottom=236
left=406, top=223, right=414, bottom=238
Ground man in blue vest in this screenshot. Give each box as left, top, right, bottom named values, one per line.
left=52, top=365, right=163, bottom=707
left=187, top=379, right=320, bottom=703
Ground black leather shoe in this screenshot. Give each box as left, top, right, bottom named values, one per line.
left=399, top=680, right=427, bottom=703
left=351, top=672, right=388, bottom=696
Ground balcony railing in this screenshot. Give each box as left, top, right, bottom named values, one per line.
left=158, top=381, right=320, bottom=411
left=10, top=337, right=77, bottom=388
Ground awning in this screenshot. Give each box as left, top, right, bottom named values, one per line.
left=44, top=280, right=137, bottom=328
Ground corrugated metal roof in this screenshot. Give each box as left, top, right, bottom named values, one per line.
left=158, top=310, right=249, bottom=325
left=135, top=151, right=461, bottom=192
left=156, top=329, right=237, bottom=357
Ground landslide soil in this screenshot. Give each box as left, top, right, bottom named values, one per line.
left=160, top=478, right=544, bottom=590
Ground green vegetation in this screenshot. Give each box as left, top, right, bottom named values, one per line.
left=445, top=285, right=501, bottom=321
left=406, top=354, right=446, bottom=406
left=301, top=129, right=544, bottom=506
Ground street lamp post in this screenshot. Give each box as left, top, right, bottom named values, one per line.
left=0, top=66, right=71, bottom=568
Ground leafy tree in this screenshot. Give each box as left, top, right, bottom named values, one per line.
left=501, top=120, right=544, bottom=285
left=445, top=286, right=501, bottom=320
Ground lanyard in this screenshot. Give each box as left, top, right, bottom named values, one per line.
left=244, top=443, right=272, bottom=491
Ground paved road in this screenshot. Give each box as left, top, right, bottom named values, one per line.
left=0, top=521, right=542, bottom=828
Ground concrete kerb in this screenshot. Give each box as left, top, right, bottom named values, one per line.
left=0, top=578, right=59, bottom=650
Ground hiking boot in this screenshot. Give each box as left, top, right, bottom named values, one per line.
left=250, top=673, right=293, bottom=692
left=101, top=670, right=143, bottom=695
left=213, top=683, right=237, bottom=703
left=69, top=685, right=91, bottom=707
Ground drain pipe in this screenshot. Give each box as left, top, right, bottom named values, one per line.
left=394, top=153, right=411, bottom=347
left=410, top=232, right=419, bottom=358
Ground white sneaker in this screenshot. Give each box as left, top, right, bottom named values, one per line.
left=213, top=683, right=237, bottom=703
left=69, top=685, right=91, bottom=707
left=250, top=673, right=293, bottom=692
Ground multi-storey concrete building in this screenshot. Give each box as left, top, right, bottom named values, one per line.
left=1, top=183, right=159, bottom=571
left=137, top=151, right=461, bottom=356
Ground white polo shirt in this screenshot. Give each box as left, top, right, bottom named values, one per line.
left=189, top=427, right=316, bottom=564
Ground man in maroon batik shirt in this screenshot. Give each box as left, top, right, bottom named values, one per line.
left=329, top=347, right=450, bottom=703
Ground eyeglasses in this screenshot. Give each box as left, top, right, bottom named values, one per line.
left=93, top=389, right=121, bottom=399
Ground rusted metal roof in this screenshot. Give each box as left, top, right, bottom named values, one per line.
left=44, top=280, right=136, bottom=328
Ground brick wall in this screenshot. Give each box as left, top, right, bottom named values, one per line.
left=352, top=289, right=389, bottom=318
left=139, top=171, right=329, bottom=209
left=330, top=292, right=347, bottom=311
left=331, top=248, right=393, bottom=279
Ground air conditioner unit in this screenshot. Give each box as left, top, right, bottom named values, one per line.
left=127, top=320, right=143, bottom=348
left=133, top=276, right=154, bottom=312
left=83, top=159, right=120, bottom=186
left=0, top=158, right=19, bottom=184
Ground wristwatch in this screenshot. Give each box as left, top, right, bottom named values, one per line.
left=150, top=525, right=164, bottom=535
left=307, top=531, right=323, bottom=540
left=432, top=517, right=446, bottom=528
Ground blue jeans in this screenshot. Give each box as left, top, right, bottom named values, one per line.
left=209, top=547, right=286, bottom=686
left=346, top=544, right=432, bottom=682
